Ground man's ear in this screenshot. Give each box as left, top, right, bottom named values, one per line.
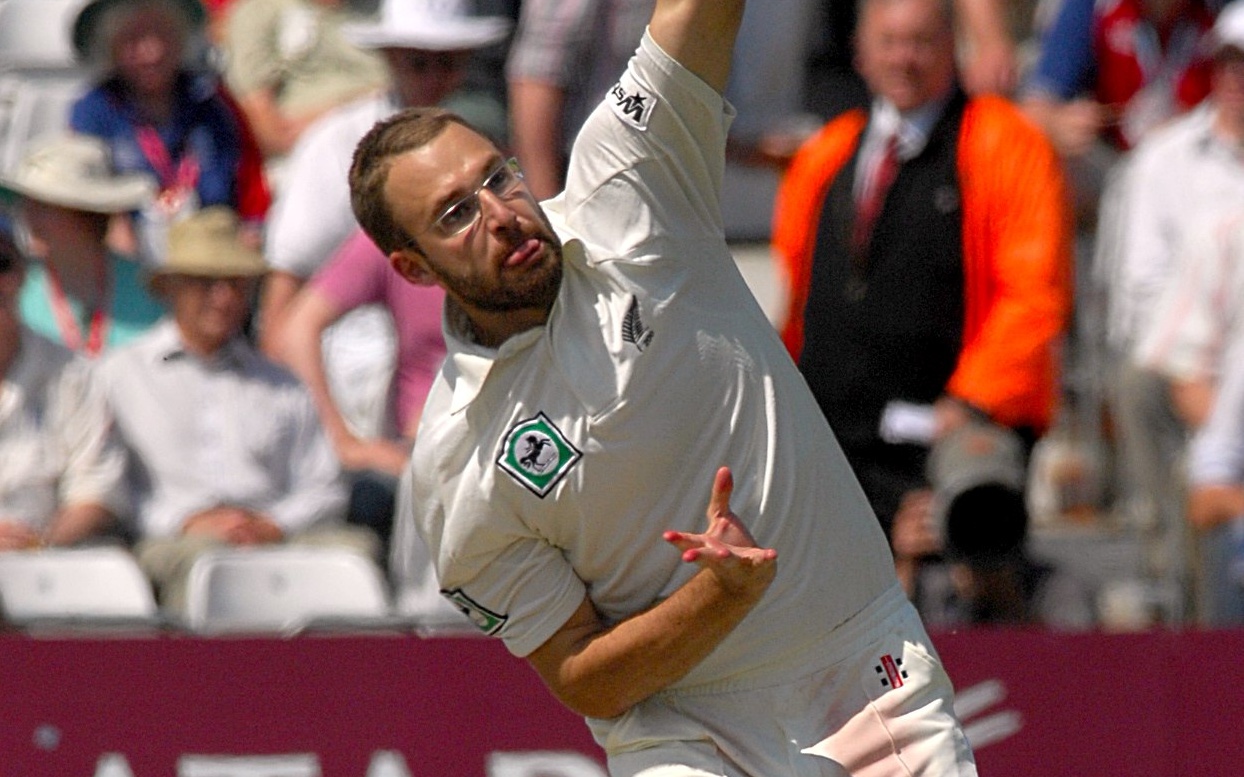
left=389, top=248, right=437, bottom=286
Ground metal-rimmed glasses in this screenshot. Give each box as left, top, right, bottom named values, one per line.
left=429, top=157, right=527, bottom=238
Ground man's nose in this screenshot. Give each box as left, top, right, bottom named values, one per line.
left=477, top=189, right=521, bottom=230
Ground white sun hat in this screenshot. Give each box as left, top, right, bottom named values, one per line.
left=342, top=0, right=512, bottom=52
left=1213, top=0, right=1244, bottom=55
left=0, top=133, right=155, bottom=214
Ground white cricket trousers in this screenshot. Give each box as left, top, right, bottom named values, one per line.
left=602, top=585, right=978, bottom=777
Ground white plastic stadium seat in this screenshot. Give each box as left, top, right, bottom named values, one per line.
left=183, top=547, right=395, bottom=635
left=0, top=0, right=91, bottom=175
left=0, top=0, right=85, bottom=71
left=0, top=547, right=159, bottom=628
left=389, top=467, right=476, bottom=635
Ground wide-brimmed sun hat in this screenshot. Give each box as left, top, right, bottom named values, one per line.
left=342, top=0, right=511, bottom=51
left=0, top=133, right=156, bottom=213
left=71, top=0, right=207, bottom=62
left=1213, top=0, right=1244, bottom=56
left=151, top=206, right=267, bottom=278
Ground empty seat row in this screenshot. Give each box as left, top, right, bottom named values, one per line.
left=0, top=546, right=476, bottom=637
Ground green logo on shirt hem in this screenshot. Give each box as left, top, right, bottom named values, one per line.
left=497, top=412, right=581, bottom=498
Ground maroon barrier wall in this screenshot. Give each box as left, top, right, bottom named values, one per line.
left=2, top=628, right=1242, bottom=776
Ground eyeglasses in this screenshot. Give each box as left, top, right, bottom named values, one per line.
left=429, top=158, right=526, bottom=238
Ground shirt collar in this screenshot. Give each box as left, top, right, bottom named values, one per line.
left=1193, top=102, right=1244, bottom=159
left=442, top=239, right=582, bottom=415
left=869, top=93, right=952, bottom=161
left=147, top=318, right=253, bottom=370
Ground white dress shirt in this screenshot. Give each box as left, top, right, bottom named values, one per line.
left=99, top=319, right=347, bottom=539
left=1108, top=103, right=1244, bottom=355
left=853, top=95, right=948, bottom=200
left=1138, top=208, right=1244, bottom=382
left=0, top=327, right=127, bottom=528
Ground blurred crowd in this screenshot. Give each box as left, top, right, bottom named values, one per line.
left=2, top=0, right=1243, bottom=633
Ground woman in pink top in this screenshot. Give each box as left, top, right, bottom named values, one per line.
left=276, top=228, right=446, bottom=476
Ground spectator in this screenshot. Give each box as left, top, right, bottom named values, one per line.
left=1101, top=1, right=1244, bottom=623
left=1184, top=326, right=1244, bottom=625
left=98, top=207, right=368, bottom=613
left=0, top=133, right=165, bottom=356
left=505, top=0, right=655, bottom=200
left=221, top=0, right=389, bottom=170
left=0, top=228, right=129, bottom=550
left=891, top=421, right=1097, bottom=629
left=275, top=229, right=446, bottom=554
left=257, top=0, right=510, bottom=450
left=802, top=0, right=1020, bottom=126
left=68, top=0, right=271, bottom=260
left=351, top=0, right=977, bottom=768
left=772, top=0, right=1072, bottom=540
left=1020, top=0, right=1217, bottom=218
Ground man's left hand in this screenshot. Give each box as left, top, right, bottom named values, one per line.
left=663, top=467, right=778, bottom=596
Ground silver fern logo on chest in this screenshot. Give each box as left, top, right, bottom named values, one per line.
left=497, top=412, right=582, bottom=497
left=622, top=295, right=654, bottom=351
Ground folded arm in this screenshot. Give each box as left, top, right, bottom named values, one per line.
left=526, top=467, right=776, bottom=720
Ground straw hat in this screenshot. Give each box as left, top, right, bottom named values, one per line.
left=152, top=207, right=266, bottom=278
left=0, top=134, right=155, bottom=213
left=71, top=0, right=207, bottom=62
left=342, top=0, right=511, bottom=51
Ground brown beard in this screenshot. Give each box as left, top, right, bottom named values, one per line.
left=433, top=239, right=564, bottom=315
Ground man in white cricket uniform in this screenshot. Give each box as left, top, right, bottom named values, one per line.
left=351, top=2, right=976, bottom=774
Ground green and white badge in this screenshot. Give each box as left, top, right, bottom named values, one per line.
left=442, top=588, right=507, bottom=635
left=497, top=412, right=582, bottom=498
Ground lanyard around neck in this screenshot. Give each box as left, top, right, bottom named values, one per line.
left=134, top=124, right=200, bottom=193
left=44, top=263, right=111, bottom=358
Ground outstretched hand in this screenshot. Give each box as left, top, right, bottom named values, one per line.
left=663, top=467, right=777, bottom=595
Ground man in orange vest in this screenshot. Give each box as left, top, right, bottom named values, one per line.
left=772, top=0, right=1072, bottom=543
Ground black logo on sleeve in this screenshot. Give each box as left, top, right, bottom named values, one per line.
left=610, top=82, right=655, bottom=130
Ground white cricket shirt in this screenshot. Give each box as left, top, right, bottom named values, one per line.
left=411, top=33, right=896, bottom=694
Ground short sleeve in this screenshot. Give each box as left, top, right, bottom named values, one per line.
left=308, top=229, right=387, bottom=311
left=264, top=104, right=364, bottom=277
left=560, top=32, right=734, bottom=260
left=223, top=0, right=285, bottom=97
left=1022, top=0, right=1097, bottom=100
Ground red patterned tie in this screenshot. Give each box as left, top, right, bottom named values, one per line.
left=852, top=134, right=900, bottom=257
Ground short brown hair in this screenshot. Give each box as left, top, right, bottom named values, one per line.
left=349, top=107, right=479, bottom=254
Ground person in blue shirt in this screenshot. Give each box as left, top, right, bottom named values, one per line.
left=68, top=0, right=270, bottom=259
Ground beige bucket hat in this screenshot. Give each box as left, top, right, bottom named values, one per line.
left=152, top=206, right=267, bottom=278
left=0, top=133, right=156, bottom=213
